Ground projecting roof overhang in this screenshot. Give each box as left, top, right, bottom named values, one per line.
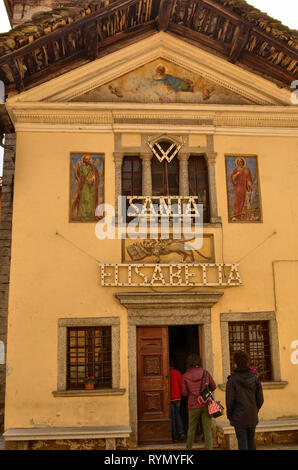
left=0, top=0, right=297, bottom=95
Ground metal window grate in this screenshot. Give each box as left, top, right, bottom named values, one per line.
left=228, top=321, right=272, bottom=381
left=67, top=326, right=112, bottom=390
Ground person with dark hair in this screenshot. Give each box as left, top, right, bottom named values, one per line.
left=182, top=354, right=216, bottom=450
left=169, top=359, right=186, bottom=443
left=226, top=350, right=264, bottom=450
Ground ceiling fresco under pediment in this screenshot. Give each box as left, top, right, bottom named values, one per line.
left=71, top=59, right=254, bottom=105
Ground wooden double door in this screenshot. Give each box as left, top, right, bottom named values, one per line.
left=137, top=325, right=201, bottom=445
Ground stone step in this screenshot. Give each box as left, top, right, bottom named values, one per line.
left=132, top=442, right=206, bottom=451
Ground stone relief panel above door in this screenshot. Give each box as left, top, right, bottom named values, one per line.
left=72, top=59, right=255, bottom=105
left=123, top=234, right=215, bottom=263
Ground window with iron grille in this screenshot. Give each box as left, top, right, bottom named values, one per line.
left=188, top=155, right=210, bottom=222
left=228, top=321, right=272, bottom=381
left=67, top=326, right=112, bottom=390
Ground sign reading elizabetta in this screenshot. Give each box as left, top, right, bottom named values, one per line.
left=99, top=263, right=242, bottom=287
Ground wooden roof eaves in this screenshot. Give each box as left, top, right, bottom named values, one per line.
left=0, top=0, right=142, bottom=63
left=0, top=0, right=297, bottom=94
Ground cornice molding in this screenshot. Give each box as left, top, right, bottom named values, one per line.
left=8, top=101, right=298, bottom=136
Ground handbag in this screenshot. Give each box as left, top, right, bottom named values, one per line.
left=197, top=370, right=212, bottom=405
left=208, top=398, right=224, bottom=418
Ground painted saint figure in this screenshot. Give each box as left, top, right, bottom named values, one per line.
left=231, top=157, right=253, bottom=221
left=72, top=154, right=100, bottom=221
left=153, top=65, right=194, bottom=92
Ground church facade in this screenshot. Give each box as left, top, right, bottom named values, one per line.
left=0, top=0, right=298, bottom=450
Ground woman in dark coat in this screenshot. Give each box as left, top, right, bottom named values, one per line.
left=226, top=351, right=264, bottom=450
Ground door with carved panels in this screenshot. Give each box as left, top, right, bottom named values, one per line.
left=137, top=326, right=171, bottom=444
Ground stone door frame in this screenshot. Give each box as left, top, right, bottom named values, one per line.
left=116, top=291, right=224, bottom=442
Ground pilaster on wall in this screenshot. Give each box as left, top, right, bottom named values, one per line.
left=0, top=134, right=16, bottom=433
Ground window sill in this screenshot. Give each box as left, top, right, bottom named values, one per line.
left=52, top=388, right=126, bottom=397
left=218, top=381, right=288, bottom=391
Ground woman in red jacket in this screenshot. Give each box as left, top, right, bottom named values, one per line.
left=182, top=354, right=216, bottom=450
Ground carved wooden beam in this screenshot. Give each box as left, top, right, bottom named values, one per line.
left=157, top=0, right=174, bottom=31
left=240, top=51, right=297, bottom=86
left=85, top=21, right=99, bottom=61
left=7, top=57, right=24, bottom=92
left=168, top=23, right=228, bottom=56
left=198, top=0, right=244, bottom=22
left=98, top=20, right=156, bottom=48
left=229, top=24, right=251, bottom=64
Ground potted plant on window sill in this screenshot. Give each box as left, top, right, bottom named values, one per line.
left=84, top=376, right=96, bottom=390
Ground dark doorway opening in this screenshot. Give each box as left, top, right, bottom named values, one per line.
left=168, top=325, right=202, bottom=444
left=169, top=325, right=200, bottom=373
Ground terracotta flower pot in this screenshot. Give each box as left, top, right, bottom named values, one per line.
left=85, top=382, right=95, bottom=390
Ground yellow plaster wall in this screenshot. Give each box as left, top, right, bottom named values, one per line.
left=211, top=134, right=298, bottom=420
left=5, top=131, right=130, bottom=429
left=5, top=131, right=298, bottom=429
left=121, top=133, right=141, bottom=147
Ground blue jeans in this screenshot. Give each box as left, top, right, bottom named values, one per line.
left=170, top=400, right=184, bottom=440
left=235, top=427, right=257, bottom=450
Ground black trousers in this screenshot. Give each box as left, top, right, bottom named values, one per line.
left=234, top=427, right=257, bottom=450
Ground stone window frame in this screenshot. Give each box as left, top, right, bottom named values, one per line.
left=53, top=317, right=124, bottom=397
left=220, top=311, right=288, bottom=390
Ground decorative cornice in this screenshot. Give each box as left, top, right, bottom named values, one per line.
left=9, top=103, right=298, bottom=136
left=116, top=291, right=224, bottom=309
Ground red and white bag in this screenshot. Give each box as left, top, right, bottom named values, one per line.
left=208, top=398, right=224, bottom=418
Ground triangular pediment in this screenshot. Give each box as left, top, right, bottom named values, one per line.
left=71, top=58, right=253, bottom=105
